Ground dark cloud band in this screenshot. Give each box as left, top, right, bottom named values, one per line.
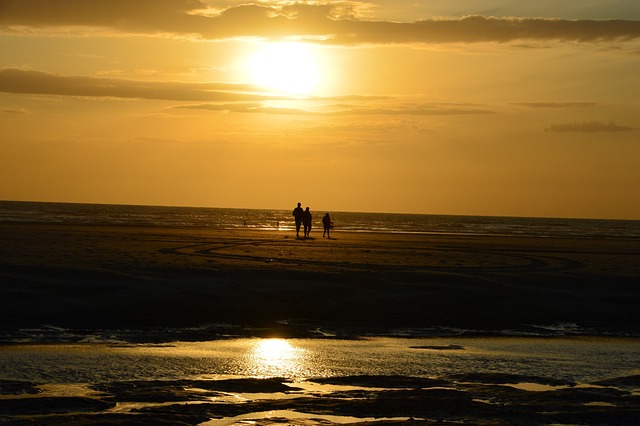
left=1, top=1, right=639, bottom=44
left=0, top=68, right=278, bottom=101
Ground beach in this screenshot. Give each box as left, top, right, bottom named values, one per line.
left=1, top=222, right=640, bottom=424
left=1, top=222, right=639, bottom=338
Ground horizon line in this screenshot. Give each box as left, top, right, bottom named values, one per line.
left=1, top=198, right=637, bottom=222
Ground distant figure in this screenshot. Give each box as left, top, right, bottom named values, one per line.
left=302, top=207, right=312, bottom=237
left=322, top=213, right=333, bottom=238
left=292, top=202, right=304, bottom=237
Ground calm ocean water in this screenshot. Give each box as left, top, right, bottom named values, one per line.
left=1, top=200, right=639, bottom=239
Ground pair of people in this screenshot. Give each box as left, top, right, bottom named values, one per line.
left=293, top=202, right=333, bottom=238
left=292, top=202, right=312, bottom=238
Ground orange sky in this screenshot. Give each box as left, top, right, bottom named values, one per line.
left=1, top=1, right=639, bottom=219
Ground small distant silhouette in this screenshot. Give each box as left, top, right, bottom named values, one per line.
left=303, top=207, right=312, bottom=237
left=292, top=202, right=304, bottom=237
left=322, top=213, right=333, bottom=238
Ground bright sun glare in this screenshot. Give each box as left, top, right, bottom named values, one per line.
left=248, top=338, right=303, bottom=377
left=246, top=42, right=321, bottom=95
left=254, top=338, right=296, bottom=361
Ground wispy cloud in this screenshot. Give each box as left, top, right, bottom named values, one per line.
left=177, top=102, right=267, bottom=113
left=1, top=68, right=495, bottom=116
left=330, top=105, right=494, bottom=116
left=180, top=102, right=495, bottom=116
left=1, top=1, right=639, bottom=44
left=1, top=106, right=26, bottom=114
left=545, top=121, right=634, bottom=133
left=0, top=68, right=284, bottom=101
left=516, top=102, right=598, bottom=108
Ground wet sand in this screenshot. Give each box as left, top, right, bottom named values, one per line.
left=1, top=222, right=639, bottom=339
left=1, top=373, right=639, bottom=425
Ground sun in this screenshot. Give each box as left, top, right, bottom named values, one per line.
left=245, top=42, right=321, bottom=95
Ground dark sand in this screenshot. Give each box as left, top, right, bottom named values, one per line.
left=2, top=374, right=640, bottom=425
left=1, top=222, right=639, bottom=339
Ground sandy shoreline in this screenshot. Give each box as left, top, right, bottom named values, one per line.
left=1, top=222, right=639, bottom=340
left=1, top=224, right=640, bottom=424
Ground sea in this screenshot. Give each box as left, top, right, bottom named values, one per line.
left=1, top=200, right=639, bottom=239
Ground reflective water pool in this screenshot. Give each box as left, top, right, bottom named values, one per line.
left=2, top=336, right=638, bottom=384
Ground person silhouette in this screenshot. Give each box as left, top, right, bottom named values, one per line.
left=292, top=202, right=303, bottom=237
left=302, top=207, right=312, bottom=237
left=322, top=213, right=333, bottom=238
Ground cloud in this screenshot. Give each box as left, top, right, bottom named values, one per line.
left=1, top=107, right=27, bottom=114
left=327, top=15, right=640, bottom=45
left=0, top=0, right=210, bottom=33
left=177, top=102, right=267, bottom=113
left=1, top=1, right=639, bottom=44
left=545, top=121, right=634, bottom=133
left=0, top=68, right=494, bottom=116
left=515, top=102, right=598, bottom=108
left=332, top=105, right=495, bottom=116
left=0, top=68, right=287, bottom=101
left=180, top=102, right=495, bottom=116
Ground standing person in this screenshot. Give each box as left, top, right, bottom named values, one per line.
left=292, top=202, right=304, bottom=237
left=302, top=207, right=312, bottom=237
left=322, top=213, right=333, bottom=238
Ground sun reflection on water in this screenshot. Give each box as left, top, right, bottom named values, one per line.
left=246, top=338, right=306, bottom=378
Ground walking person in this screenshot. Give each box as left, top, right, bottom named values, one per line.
left=322, top=213, right=333, bottom=238
left=292, top=202, right=303, bottom=237
left=302, top=207, right=312, bottom=237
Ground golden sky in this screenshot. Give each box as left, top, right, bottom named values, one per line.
left=1, top=0, right=639, bottom=219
